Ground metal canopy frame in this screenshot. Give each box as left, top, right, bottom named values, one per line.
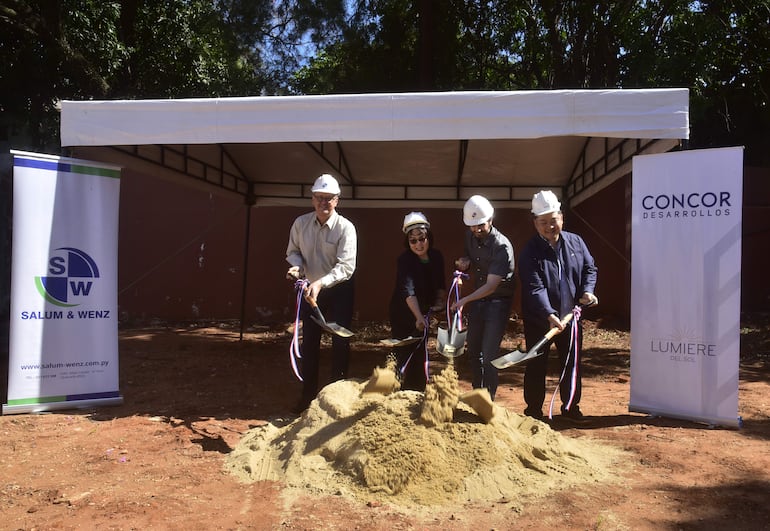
left=60, top=90, right=687, bottom=338
left=63, top=90, right=689, bottom=210
left=102, top=136, right=682, bottom=210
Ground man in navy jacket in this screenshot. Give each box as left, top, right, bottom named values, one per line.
left=519, top=190, right=598, bottom=421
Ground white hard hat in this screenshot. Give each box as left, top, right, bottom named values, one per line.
left=463, top=195, right=494, bottom=226
left=402, top=211, right=430, bottom=234
left=311, top=173, right=341, bottom=195
left=531, top=190, right=561, bottom=216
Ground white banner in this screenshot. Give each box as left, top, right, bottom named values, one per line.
left=630, top=147, right=743, bottom=428
left=4, top=151, right=123, bottom=414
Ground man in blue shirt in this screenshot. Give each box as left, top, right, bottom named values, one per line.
left=454, top=195, right=515, bottom=401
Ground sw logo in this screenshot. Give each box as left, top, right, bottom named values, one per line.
left=35, top=247, right=100, bottom=307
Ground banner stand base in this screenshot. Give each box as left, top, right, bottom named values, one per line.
left=2, top=396, right=124, bottom=415
left=629, top=404, right=742, bottom=430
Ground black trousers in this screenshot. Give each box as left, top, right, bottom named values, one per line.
left=522, top=319, right=584, bottom=412
left=299, top=279, right=354, bottom=404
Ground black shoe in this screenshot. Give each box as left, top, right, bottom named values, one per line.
left=560, top=406, right=588, bottom=423
left=524, top=407, right=544, bottom=420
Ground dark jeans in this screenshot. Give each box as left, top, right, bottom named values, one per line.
left=465, top=298, right=512, bottom=401
left=299, top=279, right=354, bottom=405
left=523, top=319, right=584, bottom=412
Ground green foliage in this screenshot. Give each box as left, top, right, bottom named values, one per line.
left=0, top=1, right=122, bottom=150
left=1, top=0, right=767, bottom=163
left=0, top=0, right=267, bottom=150
left=290, top=0, right=769, bottom=164
left=618, top=0, right=769, bottom=164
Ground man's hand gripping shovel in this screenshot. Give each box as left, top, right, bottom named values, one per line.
left=491, top=300, right=596, bottom=370
left=288, top=270, right=354, bottom=338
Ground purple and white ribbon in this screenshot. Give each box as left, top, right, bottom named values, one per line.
left=548, top=305, right=582, bottom=419
left=288, top=278, right=308, bottom=381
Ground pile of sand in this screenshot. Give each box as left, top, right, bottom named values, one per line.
left=225, top=367, right=622, bottom=508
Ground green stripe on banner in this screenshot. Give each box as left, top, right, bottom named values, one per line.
left=7, top=395, right=68, bottom=406
left=13, top=156, right=121, bottom=178
left=70, top=164, right=121, bottom=179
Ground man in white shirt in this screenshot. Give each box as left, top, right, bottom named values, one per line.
left=286, top=174, right=357, bottom=414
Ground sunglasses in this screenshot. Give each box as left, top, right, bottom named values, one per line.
left=409, top=236, right=427, bottom=245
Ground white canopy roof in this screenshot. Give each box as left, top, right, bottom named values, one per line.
left=60, top=89, right=689, bottom=208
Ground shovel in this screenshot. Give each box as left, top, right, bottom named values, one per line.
left=288, top=269, right=354, bottom=338
left=437, top=310, right=466, bottom=358
left=437, top=271, right=469, bottom=358
left=379, top=336, right=422, bottom=348
left=491, top=311, right=577, bottom=370
left=303, top=292, right=354, bottom=338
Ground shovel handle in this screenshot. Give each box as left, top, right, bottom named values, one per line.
left=544, top=311, right=575, bottom=339
left=495, top=306, right=588, bottom=369
left=303, top=291, right=319, bottom=309
left=528, top=312, right=576, bottom=354
left=303, top=291, right=329, bottom=321
left=540, top=302, right=596, bottom=343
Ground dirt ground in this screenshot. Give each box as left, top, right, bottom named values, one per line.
left=1, top=314, right=769, bottom=530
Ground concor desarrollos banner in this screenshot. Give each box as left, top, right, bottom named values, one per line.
left=630, top=147, right=742, bottom=428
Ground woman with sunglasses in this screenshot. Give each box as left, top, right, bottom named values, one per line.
left=388, top=212, right=446, bottom=391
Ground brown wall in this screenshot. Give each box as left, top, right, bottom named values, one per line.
left=741, top=166, right=770, bottom=312
left=117, top=166, right=770, bottom=325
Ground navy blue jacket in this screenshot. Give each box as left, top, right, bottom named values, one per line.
left=519, top=231, right=597, bottom=328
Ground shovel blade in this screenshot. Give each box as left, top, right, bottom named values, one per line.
left=491, top=350, right=527, bottom=370
left=437, top=326, right=449, bottom=348
left=326, top=322, right=354, bottom=338
left=449, top=328, right=467, bottom=347
left=310, top=315, right=354, bottom=338
left=379, top=336, right=421, bottom=347
left=491, top=346, right=548, bottom=370
left=437, top=342, right=465, bottom=358
left=437, top=326, right=466, bottom=358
